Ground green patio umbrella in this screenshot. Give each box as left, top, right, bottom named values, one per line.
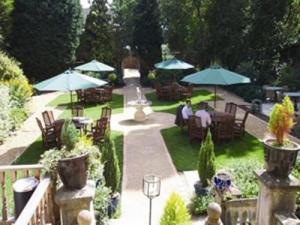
left=75, top=59, right=115, bottom=72
left=181, top=65, right=250, bottom=107
left=34, top=69, right=107, bottom=105
left=154, top=58, right=194, bottom=81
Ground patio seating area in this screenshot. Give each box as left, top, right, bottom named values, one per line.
left=76, top=86, right=113, bottom=104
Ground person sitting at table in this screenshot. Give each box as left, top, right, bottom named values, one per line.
left=182, top=99, right=193, bottom=120
left=195, top=102, right=211, bottom=128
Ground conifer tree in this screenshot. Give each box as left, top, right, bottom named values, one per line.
left=9, top=0, right=83, bottom=80
left=77, top=0, right=115, bottom=65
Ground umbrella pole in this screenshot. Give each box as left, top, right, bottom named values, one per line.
left=214, top=85, right=217, bottom=108
left=70, top=91, right=73, bottom=113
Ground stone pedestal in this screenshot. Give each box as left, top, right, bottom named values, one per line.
left=55, top=180, right=95, bottom=225
left=255, top=170, right=300, bottom=225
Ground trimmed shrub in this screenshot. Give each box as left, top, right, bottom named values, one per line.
left=60, top=120, right=80, bottom=151
left=0, top=51, right=27, bottom=81
left=160, top=192, right=191, bottom=225
left=268, top=96, right=294, bottom=146
left=0, top=85, right=11, bottom=142
left=101, top=134, right=121, bottom=194
left=198, top=129, right=216, bottom=187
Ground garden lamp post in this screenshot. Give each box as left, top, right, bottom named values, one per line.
left=143, top=175, right=161, bottom=225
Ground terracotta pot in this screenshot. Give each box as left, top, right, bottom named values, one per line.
left=263, top=139, right=300, bottom=178
left=57, top=153, right=89, bottom=190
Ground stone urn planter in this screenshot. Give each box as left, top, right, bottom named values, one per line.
left=57, top=153, right=89, bottom=190
left=263, top=139, right=300, bottom=178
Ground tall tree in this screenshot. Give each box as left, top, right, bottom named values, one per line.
left=133, top=0, right=162, bottom=72
left=9, top=0, right=83, bottom=80
left=160, top=0, right=192, bottom=58
left=248, top=0, right=290, bottom=84
left=201, top=0, right=249, bottom=69
left=77, top=0, right=115, bottom=65
left=0, top=0, right=13, bottom=50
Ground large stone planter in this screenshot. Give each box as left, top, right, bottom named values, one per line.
left=57, top=153, right=89, bottom=190
left=263, top=139, right=300, bottom=178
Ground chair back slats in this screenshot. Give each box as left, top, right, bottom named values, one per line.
left=42, top=111, right=54, bottom=129
left=225, top=102, right=237, bottom=117
left=188, top=116, right=205, bottom=141
left=215, top=118, right=234, bottom=141
left=93, top=118, right=108, bottom=144
left=72, top=105, right=84, bottom=117
left=101, top=107, right=112, bottom=120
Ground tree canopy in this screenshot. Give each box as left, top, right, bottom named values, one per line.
left=9, top=0, right=83, bottom=81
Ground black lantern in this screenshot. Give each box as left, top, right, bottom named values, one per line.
left=143, top=175, right=161, bottom=225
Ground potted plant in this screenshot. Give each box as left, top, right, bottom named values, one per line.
left=264, top=96, right=300, bottom=178
left=40, top=120, right=91, bottom=189
left=195, top=129, right=216, bottom=195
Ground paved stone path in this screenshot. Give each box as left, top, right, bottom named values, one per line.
left=0, top=92, right=63, bottom=165
left=110, top=69, right=204, bottom=225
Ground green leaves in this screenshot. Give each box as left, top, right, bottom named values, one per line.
left=198, top=129, right=216, bottom=188
left=160, top=192, right=191, bottom=225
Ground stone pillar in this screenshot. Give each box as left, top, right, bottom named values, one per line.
left=255, top=170, right=300, bottom=225
left=204, top=202, right=223, bottom=225
left=55, top=180, right=95, bottom=225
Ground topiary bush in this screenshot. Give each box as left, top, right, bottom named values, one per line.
left=198, top=129, right=216, bottom=187
left=160, top=192, right=191, bottom=225
left=100, top=134, right=121, bottom=194
left=0, top=85, right=11, bottom=142
left=268, top=96, right=294, bottom=146
left=0, top=51, right=27, bottom=81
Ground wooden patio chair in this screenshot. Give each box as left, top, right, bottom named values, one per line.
left=102, top=87, right=113, bottom=102
left=42, top=110, right=55, bottom=129
left=36, top=117, right=57, bottom=148
left=187, top=116, right=206, bottom=142
left=234, top=110, right=250, bottom=137
left=92, top=117, right=108, bottom=145
left=76, top=90, right=85, bottom=102
left=225, top=102, right=237, bottom=118
left=101, top=106, right=112, bottom=123
left=213, top=118, right=234, bottom=142
left=72, top=105, right=84, bottom=117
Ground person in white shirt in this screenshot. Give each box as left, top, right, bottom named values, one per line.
left=182, top=99, right=193, bottom=120
left=195, top=102, right=211, bottom=128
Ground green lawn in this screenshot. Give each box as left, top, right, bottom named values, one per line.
left=161, top=126, right=263, bottom=171
left=145, top=89, right=222, bottom=114
left=15, top=93, right=124, bottom=166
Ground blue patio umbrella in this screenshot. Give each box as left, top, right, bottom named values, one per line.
left=75, top=59, right=115, bottom=72
left=181, top=65, right=250, bottom=107
left=34, top=69, right=107, bottom=105
left=154, top=58, right=194, bottom=81
left=154, top=58, right=194, bottom=70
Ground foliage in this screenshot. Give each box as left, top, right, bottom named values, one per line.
left=133, top=0, right=162, bottom=72
left=100, top=133, right=121, bottom=194
left=227, top=84, right=264, bottom=102
left=9, top=0, right=83, bottom=80
left=0, top=0, right=13, bottom=50
left=147, top=70, right=156, bottom=81
left=190, top=194, right=214, bottom=216
left=60, top=120, right=80, bottom=151
left=10, top=108, right=27, bottom=130
left=0, top=51, right=27, bottom=81
left=94, top=183, right=111, bottom=225
left=268, top=96, right=294, bottom=145
left=1, top=79, right=32, bottom=108
left=278, top=64, right=300, bottom=91
left=198, top=129, right=216, bottom=187
left=160, top=192, right=191, bottom=225
left=0, top=85, right=11, bottom=142
left=77, top=0, right=115, bottom=66
left=226, top=160, right=262, bottom=198
left=108, top=73, right=117, bottom=83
